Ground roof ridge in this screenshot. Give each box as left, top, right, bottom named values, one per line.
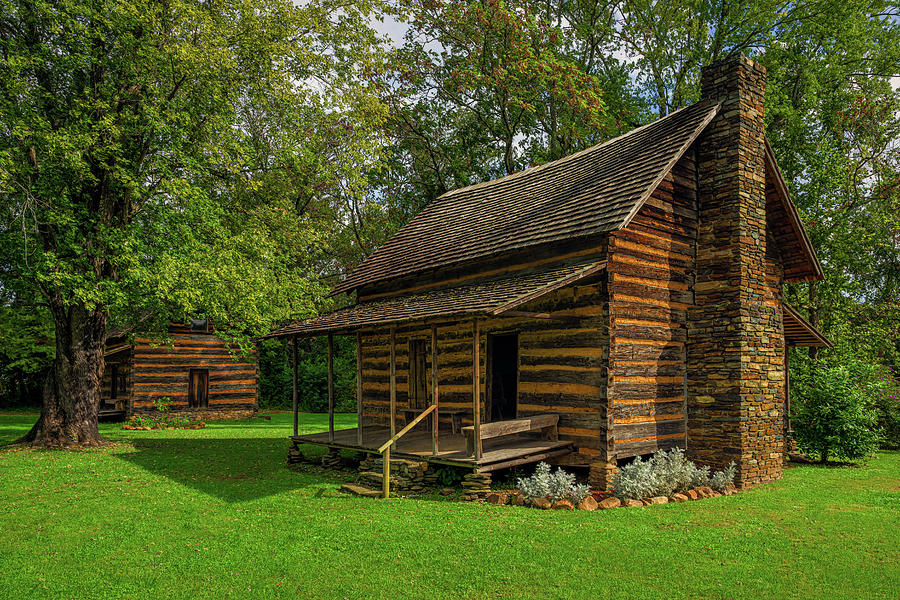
left=440, top=102, right=706, bottom=199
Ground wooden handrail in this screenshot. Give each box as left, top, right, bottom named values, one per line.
left=377, top=404, right=437, bottom=499
left=377, top=404, right=436, bottom=454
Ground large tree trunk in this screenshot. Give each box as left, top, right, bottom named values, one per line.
left=16, top=303, right=109, bottom=447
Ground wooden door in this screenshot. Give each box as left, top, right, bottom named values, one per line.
left=408, top=340, right=428, bottom=410
left=188, top=369, right=209, bottom=408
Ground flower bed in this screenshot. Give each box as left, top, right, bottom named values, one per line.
left=123, top=414, right=206, bottom=431
left=122, top=396, right=207, bottom=430
left=473, top=450, right=740, bottom=511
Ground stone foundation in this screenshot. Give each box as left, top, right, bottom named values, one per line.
left=461, top=472, right=492, bottom=500
left=588, top=459, right=618, bottom=491
left=358, top=455, right=439, bottom=493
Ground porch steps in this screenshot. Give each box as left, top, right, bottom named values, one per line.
left=359, top=470, right=399, bottom=491
left=340, top=483, right=383, bottom=498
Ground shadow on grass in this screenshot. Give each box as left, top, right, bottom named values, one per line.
left=113, top=436, right=340, bottom=503
left=0, top=420, right=35, bottom=446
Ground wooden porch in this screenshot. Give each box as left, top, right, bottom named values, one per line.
left=291, top=425, right=573, bottom=473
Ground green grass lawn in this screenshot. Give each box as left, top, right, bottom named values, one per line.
left=1, top=413, right=898, bottom=600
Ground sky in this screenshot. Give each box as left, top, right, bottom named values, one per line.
left=372, top=14, right=408, bottom=47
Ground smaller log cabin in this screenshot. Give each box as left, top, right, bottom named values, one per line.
left=269, top=55, right=831, bottom=489
left=102, top=318, right=259, bottom=420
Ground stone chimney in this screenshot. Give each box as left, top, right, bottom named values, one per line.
left=686, top=54, right=785, bottom=488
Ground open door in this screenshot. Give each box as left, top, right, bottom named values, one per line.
left=487, top=333, right=518, bottom=422
left=188, top=368, right=209, bottom=408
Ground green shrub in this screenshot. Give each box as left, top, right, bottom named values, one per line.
left=258, top=337, right=357, bottom=412
left=791, top=363, right=883, bottom=463
left=854, top=363, right=900, bottom=450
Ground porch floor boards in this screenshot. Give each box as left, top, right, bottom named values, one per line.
left=291, top=426, right=572, bottom=472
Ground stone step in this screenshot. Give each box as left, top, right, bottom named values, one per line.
left=340, top=484, right=383, bottom=498
left=359, top=471, right=400, bottom=488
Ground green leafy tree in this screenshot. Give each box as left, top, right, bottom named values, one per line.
left=0, top=294, right=54, bottom=408
left=0, top=0, right=387, bottom=445
left=763, top=1, right=900, bottom=366
left=355, top=0, right=631, bottom=265
left=791, top=362, right=883, bottom=462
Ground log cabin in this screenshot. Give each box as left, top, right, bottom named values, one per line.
left=102, top=318, right=259, bottom=420
left=269, top=55, right=831, bottom=490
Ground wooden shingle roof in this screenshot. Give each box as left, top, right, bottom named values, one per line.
left=330, top=101, right=720, bottom=296
left=783, top=303, right=832, bottom=347
left=267, top=260, right=606, bottom=337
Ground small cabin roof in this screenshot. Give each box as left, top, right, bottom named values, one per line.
left=329, top=101, right=720, bottom=297
left=267, top=259, right=606, bottom=337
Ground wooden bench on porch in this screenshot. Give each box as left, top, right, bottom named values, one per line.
left=462, top=413, right=559, bottom=457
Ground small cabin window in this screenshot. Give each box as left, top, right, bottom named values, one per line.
left=190, top=317, right=209, bottom=332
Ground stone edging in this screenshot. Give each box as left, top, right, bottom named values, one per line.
left=472, top=484, right=738, bottom=510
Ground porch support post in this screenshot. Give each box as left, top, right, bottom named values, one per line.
left=292, top=335, right=299, bottom=437
left=327, top=333, right=334, bottom=442
left=389, top=326, right=397, bottom=437
left=472, top=319, right=481, bottom=460
left=383, top=446, right=391, bottom=499
left=357, top=331, right=363, bottom=446
left=431, top=324, right=439, bottom=456
left=785, top=343, right=792, bottom=434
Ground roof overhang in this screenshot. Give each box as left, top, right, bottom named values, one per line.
left=765, top=140, right=824, bottom=282
left=783, top=302, right=832, bottom=347
left=266, top=260, right=606, bottom=338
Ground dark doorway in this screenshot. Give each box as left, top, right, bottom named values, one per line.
left=188, top=369, right=209, bottom=408
left=110, top=365, right=119, bottom=399
left=408, top=340, right=428, bottom=410
left=487, top=333, right=518, bottom=422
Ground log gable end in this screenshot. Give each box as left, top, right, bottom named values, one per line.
left=608, top=149, right=698, bottom=460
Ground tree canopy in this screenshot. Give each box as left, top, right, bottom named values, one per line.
left=0, top=0, right=388, bottom=442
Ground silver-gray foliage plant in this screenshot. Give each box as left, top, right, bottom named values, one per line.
left=611, top=448, right=735, bottom=500
left=709, top=461, right=737, bottom=492
left=517, top=462, right=591, bottom=503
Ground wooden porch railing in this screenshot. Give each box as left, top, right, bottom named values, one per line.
left=376, top=404, right=437, bottom=498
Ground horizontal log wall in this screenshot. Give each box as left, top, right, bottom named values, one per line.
left=357, top=245, right=609, bottom=461
left=607, top=150, right=698, bottom=459
left=512, top=276, right=609, bottom=459
left=121, top=327, right=258, bottom=414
